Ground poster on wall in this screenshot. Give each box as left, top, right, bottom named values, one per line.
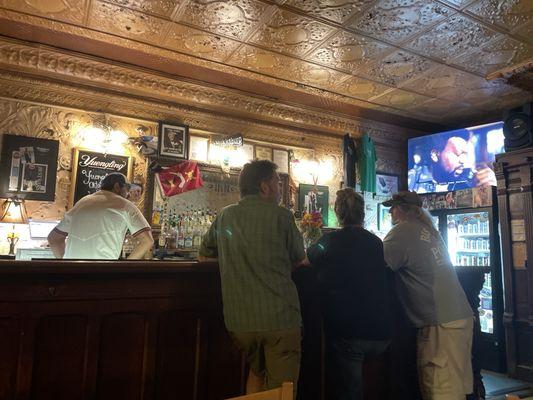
left=298, top=184, right=329, bottom=226
left=158, top=122, right=189, bottom=160
left=376, top=173, right=399, bottom=196
left=70, top=149, right=132, bottom=207
left=0, top=134, right=59, bottom=201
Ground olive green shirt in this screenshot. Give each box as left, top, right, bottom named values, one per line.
left=199, top=195, right=306, bottom=332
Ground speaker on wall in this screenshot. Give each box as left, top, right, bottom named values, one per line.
left=503, top=102, right=533, bottom=151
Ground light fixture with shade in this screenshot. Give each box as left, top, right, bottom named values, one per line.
left=0, top=197, right=29, bottom=256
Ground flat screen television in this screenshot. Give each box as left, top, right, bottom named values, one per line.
left=407, top=121, right=505, bottom=193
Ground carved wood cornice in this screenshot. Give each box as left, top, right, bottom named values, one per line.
left=0, top=36, right=414, bottom=143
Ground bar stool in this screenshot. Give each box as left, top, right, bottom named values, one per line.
left=226, top=382, right=293, bottom=400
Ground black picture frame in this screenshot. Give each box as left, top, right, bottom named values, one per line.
left=157, top=122, right=189, bottom=160
left=0, top=134, right=59, bottom=201
left=298, top=184, right=329, bottom=226
left=376, top=172, right=399, bottom=196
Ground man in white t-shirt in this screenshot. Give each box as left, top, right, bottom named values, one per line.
left=48, top=173, right=153, bottom=259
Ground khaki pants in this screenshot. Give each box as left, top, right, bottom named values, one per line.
left=231, top=328, right=301, bottom=394
left=417, top=318, right=474, bottom=400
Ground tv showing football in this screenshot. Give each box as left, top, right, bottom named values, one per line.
left=407, top=121, right=505, bottom=193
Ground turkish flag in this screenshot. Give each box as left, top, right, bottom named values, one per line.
left=157, top=161, right=203, bottom=197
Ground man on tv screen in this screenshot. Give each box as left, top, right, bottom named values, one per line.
left=408, top=123, right=504, bottom=193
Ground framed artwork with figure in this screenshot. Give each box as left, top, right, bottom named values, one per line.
left=158, top=122, right=189, bottom=160
left=376, top=173, right=399, bottom=196
left=0, top=134, right=59, bottom=201
left=298, top=184, right=329, bottom=226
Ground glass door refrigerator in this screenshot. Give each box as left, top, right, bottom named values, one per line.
left=427, top=194, right=505, bottom=373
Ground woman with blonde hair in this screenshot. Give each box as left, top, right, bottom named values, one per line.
left=307, top=188, right=391, bottom=400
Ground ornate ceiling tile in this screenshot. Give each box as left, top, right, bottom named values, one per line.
left=411, top=98, right=468, bottom=119
left=465, top=0, right=533, bottom=33
left=177, top=0, right=270, bottom=40
left=164, top=23, right=241, bottom=62
left=452, top=34, right=533, bottom=76
left=307, top=31, right=392, bottom=74
left=514, top=20, right=533, bottom=41
left=89, top=1, right=169, bottom=44
left=226, top=44, right=298, bottom=79
left=282, top=0, right=373, bottom=24
left=438, top=0, right=475, bottom=9
left=405, top=14, right=499, bottom=63
left=249, top=9, right=336, bottom=57
left=0, top=0, right=89, bottom=25
left=103, top=0, right=182, bottom=18
left=359, top=50, right=436, bottom=86
left=400, top=65, right=521, bottom=101
left=287, top=60, right=351, bottom=90
left=370, top=88, right=433, bottom=109
left=348, top=0, right=453, bottom=45
left=335, top=76, right=393, bottom=100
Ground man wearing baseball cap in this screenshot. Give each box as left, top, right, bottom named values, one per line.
left=48, top=172, right=153, bottom=259
left=382, top=191, right=473, bottom=400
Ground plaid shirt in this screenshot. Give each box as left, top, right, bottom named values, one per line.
left=200, top=195, right=305, bottom=332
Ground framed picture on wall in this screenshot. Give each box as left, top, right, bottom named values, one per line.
left=189, top=136, right=209, bottom=163
left=378, top=204, right=392, bottom=232
left=0, top=134, right=59, bottom=201
left=255, top=146, right=272, bottom=161
left=158, top=122, right=189, bottom=160
left=298, top=184, right=329, bottom=226
left=273, top=149, right=289, bottom=174
left=376, top=173, right=399, bottom=196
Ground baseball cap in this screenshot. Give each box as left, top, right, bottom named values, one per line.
left=100, top=172, right=130, bottom=190
left=382, top=191, right=422, bottom=207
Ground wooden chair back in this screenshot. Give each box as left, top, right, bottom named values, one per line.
left=226, top=382, right=293, bottom=400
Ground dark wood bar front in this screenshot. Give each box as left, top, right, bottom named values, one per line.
left=0, top=260, right=246, bottom=400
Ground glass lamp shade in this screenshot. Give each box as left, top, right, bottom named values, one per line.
left=0, top=198, right=29, bottom=224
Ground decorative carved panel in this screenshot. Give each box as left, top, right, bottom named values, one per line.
left=177, top=0, right=270, bottom=40
left=0, top=0, right=89, bottom=24
left=360, top=50, right=436, bottom=86
left=335, top=76, right=393, bottom=101
left=308, top=31, right=391, bottom=74
left=104, top=0, right=181, bottom=18
left=465, top=0, right=533, bottom=34
left=282, top=0, right=371, bottom=24
left=250, top=9, right=335, bottom=57
left=164, top=23, right=241, bottom=62
left=406, top=14, right=500, bottom=62
left=371, top=89, right=434, bottom=110
left=89, top=0, right=169, bottom=45
left=349, top=0, right=453, bottom=44
left=453, top=35, right=533, bottom=76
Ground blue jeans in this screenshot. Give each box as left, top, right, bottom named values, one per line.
left=325, top=335, right=390, bottom=400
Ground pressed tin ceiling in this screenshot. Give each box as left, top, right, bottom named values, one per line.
left=0, top=0, right=532, bottom=130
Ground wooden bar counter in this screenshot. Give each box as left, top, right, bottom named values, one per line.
left=0, top=260, right=246, bottom=400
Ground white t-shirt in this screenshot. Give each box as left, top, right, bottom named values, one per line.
left=54, top=190, right=151, bottom=259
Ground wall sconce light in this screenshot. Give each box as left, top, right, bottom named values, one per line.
left=74, top=114, right=129, bottom=155
left=0, top=197, right=28, bottom=256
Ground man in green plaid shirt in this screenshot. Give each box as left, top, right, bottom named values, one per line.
left=199, top=160, right=306, bottom=395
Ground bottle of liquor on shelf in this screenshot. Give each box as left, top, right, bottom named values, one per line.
left=176, top=213, right=185, bottom=249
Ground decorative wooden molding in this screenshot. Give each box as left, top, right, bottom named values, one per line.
left=0, top=36, right=415, bottom=141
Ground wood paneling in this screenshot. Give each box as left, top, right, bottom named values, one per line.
left=495, top=148, right=533, bottom=382
left=0, top=261, right=245, bottom=400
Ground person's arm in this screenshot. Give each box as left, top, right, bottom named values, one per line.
left=383, top=226, right=408, bottom=271
left=47, top=228, right=67, bottom=259
left=127, top=229, right=154, bottom=259
left=199, top=217, right=219, bottom=261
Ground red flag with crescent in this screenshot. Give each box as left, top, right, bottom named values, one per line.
left=157, top=161, right=203, bottom=197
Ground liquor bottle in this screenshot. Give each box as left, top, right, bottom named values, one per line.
left=176, top=213, right=185, bottom=249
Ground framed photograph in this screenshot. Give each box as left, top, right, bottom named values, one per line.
left=298, top=184, right=329, bottom=226
left=189, top=135, right=209, bottom=163
left=242, top=143, right=254, bottom=164
left=0, top=134, right=59, bottom=201
left=273, top=149, right=289, bottom=174
left=255, top=146, right=272, bottom=161
left=158, top=122, right=189, bottom=159
left=378, top=204, right=392, bottom=232
left=376, top=172, right=399, bottom=196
